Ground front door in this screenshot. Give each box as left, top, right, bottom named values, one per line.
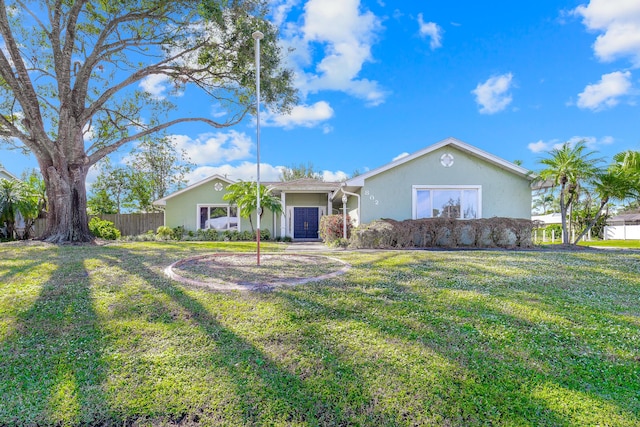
left=293, top=207, right=319, bottom=239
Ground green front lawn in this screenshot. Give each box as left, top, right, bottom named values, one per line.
left=1, top=242, right=638, bottom=426
left=579, top=239, right=640, bottom=249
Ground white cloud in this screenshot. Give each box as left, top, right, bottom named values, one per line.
left=472, top=73, right=514, bottom=114
left=576, top=71, right=632, bottom=110
left=185, top=162, right=348, bottom=185
left=527, top=135, right=615, bottom=153
left=417, top=14, right=443, bottom=50
left=574, top=0, right=640, bottom=66
left=392, top=152, right=409, bottom=161
left=270, top=0, right=300, bottom=27
left=85, top=164, right=100, bottom=190
left=321, top=170, right=349, bottom=182
left=528, top=140, right=552, bottom=153
left=83, top=123, right=95, bottom=142
left=262, top=101, right=334, bottom=129
left=280, top=0, right=388, bottom=106
left=139, top=74, right=171, bottom=99
left=170, top=131, right=253, bottom=165
left=186, top=162, right=283, bottom=184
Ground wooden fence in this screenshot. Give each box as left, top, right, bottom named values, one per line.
left=33, top=212, right=164, bottom=238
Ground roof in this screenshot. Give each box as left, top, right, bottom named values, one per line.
left=608, top=213, right=640, bottom=223
left=266, top=178, right=341, bottom=193
left=344, top=137, right=535, bottom=187
left=153, top=176, right=341, bottom=206
left=153, top=174, right=234, bottom=206
left=532, top=213, right=562, bottom=224
left=0, top=164, right=19, bottom=181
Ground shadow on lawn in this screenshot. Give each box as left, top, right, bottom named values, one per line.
left=2, top=244, right=637, bottom=426
left=280, top=251, right=640, bottom=425
left=0, top=246, right=112, bottom=426
left=112, top=247, right=402, bottom=426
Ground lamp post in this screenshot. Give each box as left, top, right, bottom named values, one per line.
left=342, top=194, right=348, bottom=239
left=253, top=30, right=264, bottom=266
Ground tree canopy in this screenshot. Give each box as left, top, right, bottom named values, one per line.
left=537, top=141, right=602, bottom=244
left=0, top=0, right=296, bottom=242
left=538, top=142, right=640, bottom=244
left=279, top=162, right=323, bottom=181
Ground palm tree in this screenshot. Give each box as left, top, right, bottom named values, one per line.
left=537, top=141, right=602, bottom=244
left=0, top=176, right=46, bottom=240
left=0, top=179, right=21, bottom=239
left=223, top=181, right=283, bottom=232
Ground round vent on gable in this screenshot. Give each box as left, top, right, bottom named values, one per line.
left=440, top=153, right=454, bottom=167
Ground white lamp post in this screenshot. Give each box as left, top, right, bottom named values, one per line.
left=342, top=194, right=348, bottom=239
left=253, top=30, right=264, bottom=266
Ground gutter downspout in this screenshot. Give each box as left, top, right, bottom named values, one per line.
left=340, top=186, right=361, bottom=226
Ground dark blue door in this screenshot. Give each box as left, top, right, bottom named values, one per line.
left=294, top=208, right=319, bottom=239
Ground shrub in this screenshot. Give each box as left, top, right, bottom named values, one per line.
left=172, top=226, right=186, bottom=240
left=351, top=218, right=535, bottom=249
left=320, top=214, right=352, bottom=244
left=156, top=226, right=174, bottom=240
left=89, top=217, right=121, bottom=240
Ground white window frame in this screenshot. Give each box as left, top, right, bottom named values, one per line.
left=412, top=185, right=482, bottom=220
left=196, top=204, right=240, bottom=231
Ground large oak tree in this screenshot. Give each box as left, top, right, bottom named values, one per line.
left=0, top=0, right=295, bottom=242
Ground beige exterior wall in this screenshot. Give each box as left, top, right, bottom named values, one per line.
left=360, top=146, right=532, bottom=223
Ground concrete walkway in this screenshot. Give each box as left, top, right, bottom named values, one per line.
left=284, top=241, right=341, bottom=252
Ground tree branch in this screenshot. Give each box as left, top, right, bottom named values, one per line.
left=87, top=113, right=246, bottom=165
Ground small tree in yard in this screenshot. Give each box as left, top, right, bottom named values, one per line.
left=223, top=181, right=282, bottom=232
left=537, top=141, right=602, bottom=244
left=0, top=173, right=45, bottom=239
left=0, top=0, right=295, bottom=243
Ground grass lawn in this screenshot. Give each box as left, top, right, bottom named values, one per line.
left=0, top=242, right=639, bottom=426
left=579, top=240, right=640, bottom=249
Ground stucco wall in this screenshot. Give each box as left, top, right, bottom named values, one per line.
left=284, top=193, right=328, bottom=207
left=359, top=146, right=532, bottom=223
left=165, top=178, right=231, bottom=230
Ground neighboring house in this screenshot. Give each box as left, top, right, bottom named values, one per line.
left=604, top=213, right=640, bottom=240
left=0, top=163, right=18, bottom=181
left=154, top=137, right=534, bottom=240
left=532, top=212, right=562, bottom=225
left=0, top=163, right=25, bottom=238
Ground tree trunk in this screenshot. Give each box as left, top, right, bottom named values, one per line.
left=573, top=199, right=607, bottom=244
left=41, top=161, right=93, bottom=243
left=559, top=182, right=569, bottom=244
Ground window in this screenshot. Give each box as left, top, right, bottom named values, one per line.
left=198, top=205, right=239, bottom=230
left=412, top=186, right=481, bottom=219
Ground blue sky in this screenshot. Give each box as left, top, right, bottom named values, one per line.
left=2, top=0, right=640, bottom=186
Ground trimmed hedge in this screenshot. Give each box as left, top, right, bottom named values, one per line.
left=350, top=217, right=535, bottom=249
left=320, top=214, right=352, bottom=243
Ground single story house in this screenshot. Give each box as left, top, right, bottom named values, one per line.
left=531, top=212, right=562, bottom=225
left=153, top=137, right=534, bottom=240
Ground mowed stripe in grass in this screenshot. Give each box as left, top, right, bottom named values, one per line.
left=0, top=242, right=638, bottom=426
